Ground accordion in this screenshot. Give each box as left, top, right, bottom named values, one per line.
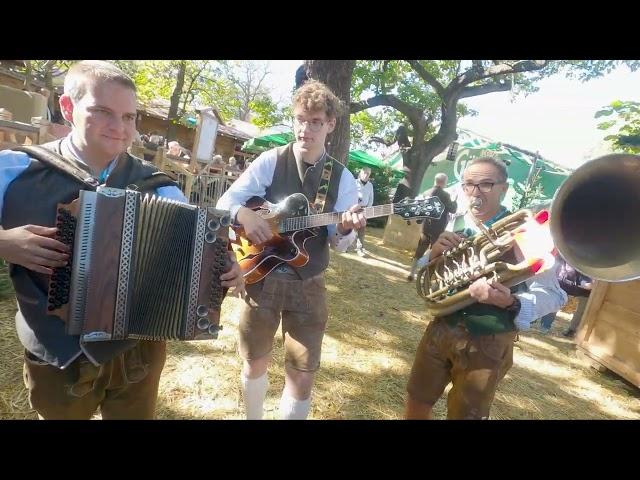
left=47, top=187, right=233, bottom=342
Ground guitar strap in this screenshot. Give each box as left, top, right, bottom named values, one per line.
left=311, top=154, right=334, bottom=214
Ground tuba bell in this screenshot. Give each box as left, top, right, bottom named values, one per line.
left=416, top=153, right=640, bottom=316
left=550, top=153, right=640, bottom=282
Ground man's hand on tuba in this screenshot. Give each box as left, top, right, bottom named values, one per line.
left=430, top=231, right=465, bottom=259
left=468, top=276, right=516, bottom=309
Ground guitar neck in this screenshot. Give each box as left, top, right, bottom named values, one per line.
left=279, top=204, right=395, bottom=232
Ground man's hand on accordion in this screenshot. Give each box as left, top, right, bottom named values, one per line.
left=0, top=224, right=70, bottom=275
left=220, top=250, right=245, bottom=296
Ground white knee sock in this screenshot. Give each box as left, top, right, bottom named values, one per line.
left=279, top=392, right=311, bottom=420
left=240, top=372, right=269, bottom=420
left=409, top=260, right=418, bottom=278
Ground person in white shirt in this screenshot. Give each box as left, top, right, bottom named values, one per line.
left=354, top=167, right=374, bottom=257
left=217, top=80, right=366, bottom=420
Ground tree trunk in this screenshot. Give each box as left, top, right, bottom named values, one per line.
left=167, top=60, right=186, bottom=142
left=304, top=60, right=356, bottom=165
left=392, top=99, right=460, bottom=202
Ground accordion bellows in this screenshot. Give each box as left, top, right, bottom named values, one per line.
left=47, top=187, right=232, bottom=342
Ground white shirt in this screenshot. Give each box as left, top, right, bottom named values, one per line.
left=356, top=178, right=374, bottom=208
left=216, top=146, right=358, bottom=252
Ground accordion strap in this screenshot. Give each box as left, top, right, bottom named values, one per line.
left=12, top=144, right=100, bottom=190
left=126, top=171, right=179, bottom=192
left=12, top=145, right=179, bottom=193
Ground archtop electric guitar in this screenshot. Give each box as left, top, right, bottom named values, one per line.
left=232, top=193, right=445, bottom=284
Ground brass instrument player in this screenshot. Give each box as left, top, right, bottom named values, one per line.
left=405, top=156, right=567, bottom=420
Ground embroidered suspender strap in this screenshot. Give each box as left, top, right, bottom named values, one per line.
left=311, top=154, right=334, bottom=214
left=11, top=145, right=100, bottom=190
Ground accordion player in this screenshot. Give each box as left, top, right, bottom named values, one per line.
left=46, top=186, right=233, bottom=342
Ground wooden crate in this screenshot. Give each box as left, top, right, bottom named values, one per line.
left=382, top=215, right=422, bottom=252
left=576, top=279, right=640, bottom=387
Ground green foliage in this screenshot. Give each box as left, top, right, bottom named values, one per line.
left=350, top=109, right=397, bottom=149
left=350, top=61, right=640, bottom=152
left=513, top=168, right=546, bottom=209
left=596, top=100, right=640, bottom=154
left=249, top=95, right=288, bottom=130
left=109, top=60, right=282, bottom=126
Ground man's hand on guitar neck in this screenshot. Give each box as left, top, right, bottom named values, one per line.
left=337, top=204, right=367, bottom=235
left=236, top=207, right=274, bottom=245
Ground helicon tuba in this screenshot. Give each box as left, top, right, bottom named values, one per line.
left=416, top=153, right=640, bottom=317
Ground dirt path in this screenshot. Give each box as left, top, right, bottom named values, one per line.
left=1, top=228, right=638, bottom=419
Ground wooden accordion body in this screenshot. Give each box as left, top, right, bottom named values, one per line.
left=47, top=187, right=232, bottom=342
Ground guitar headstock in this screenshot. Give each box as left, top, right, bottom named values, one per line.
left=393, top=196, right=445, bottom=220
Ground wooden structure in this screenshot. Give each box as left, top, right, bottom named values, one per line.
left=576, top=279, right=640, bottom=388
left=383, top=216, right=422, bottom=252
left=151, top=148, right=235, bottom=207
left=0, top=117, right=41, bottom=149
left=215, top=123, right=252, bottom=167
left=135, top=100, right=251, bottom=166
left=136, top=98, right=196, bottom=149
left=0, top=116, right=70, bottom=150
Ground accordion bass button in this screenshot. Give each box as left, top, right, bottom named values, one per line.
left=208, top=324, right=221, bottom=336
left=219, top=215, right=231, bottom=227
left=205, top=232, right=217, bottom=244
left=207, top=218, right=220, bottom=231
left=196, top=305, right=209, bottom=317
left=197, top=317, right=210, bottom=330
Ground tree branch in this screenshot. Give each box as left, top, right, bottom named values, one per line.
left=456, top=60, right=549, bottom=86
left=350, top=94, right=424, bottom=127
left=459, top=79, right=513, bottom=98
left=405, top=60, right=445, bottom=98
left=368, top=136, right=395, bottom=147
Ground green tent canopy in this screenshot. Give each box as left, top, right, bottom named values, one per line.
left=242, top=133, right=404, bottom=177
left=241, top=129, right=569, bottom=209
left=383, top=129, right=572, bottom=210
left=347, top=149, right=403, bottom=175
left=241, top=132, right=295, bottom=154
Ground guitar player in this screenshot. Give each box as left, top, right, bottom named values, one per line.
left=216, top=80, right=366, bottom=420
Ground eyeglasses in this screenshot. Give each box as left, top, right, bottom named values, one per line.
left=293, top=117, right=325, bottom=133
left=461, top=181, right=505, bottom=193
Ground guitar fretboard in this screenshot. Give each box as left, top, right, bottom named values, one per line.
left=279, top=204, right=395, bottom=232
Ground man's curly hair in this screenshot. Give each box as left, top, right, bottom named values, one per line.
left=292, top=80, right=345, bottom=119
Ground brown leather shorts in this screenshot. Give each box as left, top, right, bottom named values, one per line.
left=407, top=319, right=516, bottom=419
left=238, top=270, right=328, bottom=372
left=23, top=340, right=166, bottom=419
